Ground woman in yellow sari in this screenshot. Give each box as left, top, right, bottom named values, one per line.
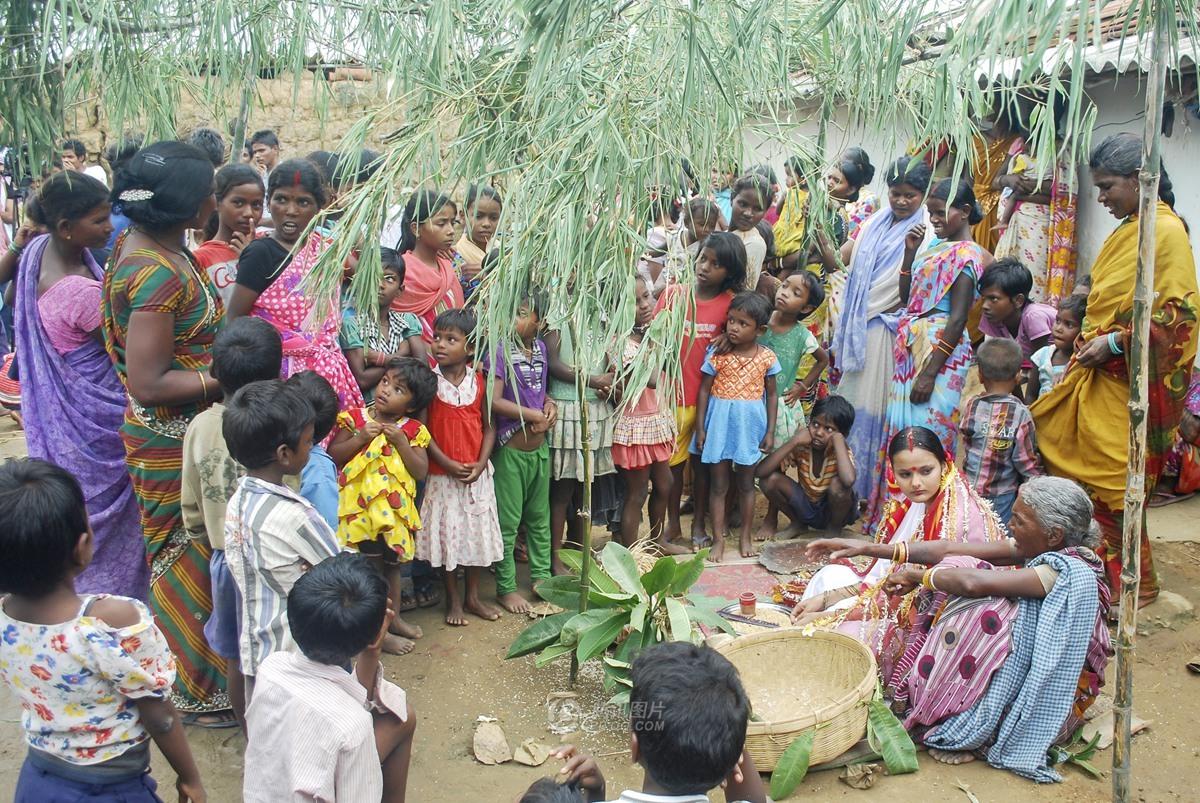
left=1032, top=133, right=1199, bottom=605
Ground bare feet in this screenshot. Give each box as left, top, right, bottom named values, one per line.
left=655, top=538, right=692, bottom=556
left=464, top=597, right=503, bottom=621
left=740, top=533, right=756, bottom=558
left=551, top=558, right=569, bottom=576
left=445, top=600, right=469, bottom=627
left=498, top=591, right=533, bottom=615
left=753, top=521, right=777, bottom=542
left=928, top=748, right=975, bottom=765
left=709, top=538, right=726, bottom=562
left=691, top=523, right=712, bottom=551
left=382, top=634, right=416, bottom=655
left=390, top=616, right=423, bottom=640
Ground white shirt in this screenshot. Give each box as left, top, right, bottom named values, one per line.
left=244, top=651, right=408, bottom=803
left=733, top=226, right=767, bottom=288
left=83, top=164, right=109, bottom=187
left=604, top=792, right=751, bottom=803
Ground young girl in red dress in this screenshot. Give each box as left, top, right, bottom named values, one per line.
left=419, top=309, right=505, bottom=626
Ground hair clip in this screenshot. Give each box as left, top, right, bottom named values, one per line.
left=143, top=153, right=166, bottom=168
left=118, top=188, right=154, bottom=202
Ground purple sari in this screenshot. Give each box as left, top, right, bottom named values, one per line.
left=15, top=235, right=148, bottom=599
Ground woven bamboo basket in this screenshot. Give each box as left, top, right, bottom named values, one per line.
left=716, top=629, right=876, bottom=771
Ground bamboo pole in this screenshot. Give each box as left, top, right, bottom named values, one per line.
left=1113, top=3, right=1170, bottom=800
left=569, top=315, right=594, bottom=686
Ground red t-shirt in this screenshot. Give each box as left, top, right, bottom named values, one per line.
left=654, top=285, right=734, bottom=407
left=193, top=240, right=240, bottom=306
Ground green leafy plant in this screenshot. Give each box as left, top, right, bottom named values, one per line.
left=506, top=542, right=734, bottom=705
left=769, top=729, right=815, bottom=800
left=866, top=689, right=919, bottom=776
left=1049, top=727, right=1103, bottom=780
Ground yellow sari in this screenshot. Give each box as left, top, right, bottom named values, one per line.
left=1032, top=202, right=1199, bottom=601
left=969, top=134, right=1017, bottom=253
left=773, top=186, right=809, bottom=259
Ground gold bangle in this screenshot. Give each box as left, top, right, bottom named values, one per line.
left=921, top=568, right=935, bottom=590
left=196, top=371, right=208, bottom=402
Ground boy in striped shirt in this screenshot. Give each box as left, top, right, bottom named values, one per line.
left=960, top=338, right=1044, bottom=526
left=223, top=379, right=341, bottom=689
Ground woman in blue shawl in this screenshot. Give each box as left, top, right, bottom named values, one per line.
left=2, top=171, right=147, bottom=598
left=830, top=156, right=932, bottom=500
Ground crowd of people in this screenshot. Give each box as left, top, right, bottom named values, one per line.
left=0, top=107, right=1196, bottom=801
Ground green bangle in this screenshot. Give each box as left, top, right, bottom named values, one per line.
left=8, top=241, right=23, bottom=256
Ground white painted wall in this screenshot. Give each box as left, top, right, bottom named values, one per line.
left=745, top=71, right=1200, bottom=284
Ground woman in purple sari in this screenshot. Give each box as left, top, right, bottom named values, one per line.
left=1, top=171, right=147, bottom=598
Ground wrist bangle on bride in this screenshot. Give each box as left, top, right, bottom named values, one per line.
left=921, top=568, right=935, bottom=590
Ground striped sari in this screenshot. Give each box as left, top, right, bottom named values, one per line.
left=102, top=231, right=228, bottom=713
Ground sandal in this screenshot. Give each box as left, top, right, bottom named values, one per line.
left=414, top=578, right=440, bottom=608
left=182, top=710, right=239, bottom=730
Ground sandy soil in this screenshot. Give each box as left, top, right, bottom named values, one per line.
left=0, top=415, right=1197, bottom=801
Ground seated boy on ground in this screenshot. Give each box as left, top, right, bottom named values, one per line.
left=222, top=380, right=341, bottom=688
left=755, top=395, right=857, bottom=536
left=545, top=641, right=766, bottom=803
left=243, top=553, right=415, bottom=803
left=181, top=316, right=282, bottom=729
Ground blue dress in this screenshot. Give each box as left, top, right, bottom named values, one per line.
left=690, top=345, right=782, bottom=465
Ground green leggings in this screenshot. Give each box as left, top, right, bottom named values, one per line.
left=492, top=444, right=552, bottom=595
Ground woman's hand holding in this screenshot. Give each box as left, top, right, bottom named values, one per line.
left=1075, top=334, right=1115, bottom=368
left=884, top=567, right=923, bottom=596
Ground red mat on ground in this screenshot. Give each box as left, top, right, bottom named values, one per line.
left=690, top=561, right=778, bottom=603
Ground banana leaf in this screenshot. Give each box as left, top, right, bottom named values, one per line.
left=769, top=729, right=815, bottom=799
left=506, top=611, right=574, bottom=659
left=599, top=542, right=647, bottom=599
left=575, top=609, right=631, bottom=664
left=866, top=697, right=918, bottom=775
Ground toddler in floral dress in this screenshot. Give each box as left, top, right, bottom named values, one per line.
left=329, top=356, right=437, bottom=655
left=0, top=459, right=204, bottom=802
left=419, top=309, right=505, bottom=626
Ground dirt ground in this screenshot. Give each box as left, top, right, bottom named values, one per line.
left=0, top=415, right=1198, bottom=802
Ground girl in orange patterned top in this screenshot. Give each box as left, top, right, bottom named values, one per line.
left=691, top=291, right=781, bottom=560
left=328, top=357, right=436, bottom=655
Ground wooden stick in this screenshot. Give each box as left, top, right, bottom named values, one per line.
left=1113, top=4, right=1170, bottom=800
left=569, top=317, right=594, bottom=686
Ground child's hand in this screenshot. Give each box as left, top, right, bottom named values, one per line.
left=382, top=423, right=409, bottom=449
left=444, top=459, right=469, bottom=479
left=904, top=223, right=926, bottom=256
left=229, top=229, right=253, bottom=254
left=588, top=372, right=615, bottom=399
left=759, top=433, right=774, bottom=454
left=524, top=408, right=550, bottom=433
left=542, top=400, right=558, bottom=430
left=462, top=460, right=487, bottom=483
left=709, top=333, right=733, bottom=355
left=552, top=745, right=606, bottom=799
left=783, top=381, right=807, bottom=407
left=361, top=420, right=384, bottom=441
left=177, top=777, right=206, bottom=803
left=695, top=429, right=707, bottom=451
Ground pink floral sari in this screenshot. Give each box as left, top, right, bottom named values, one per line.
left=251, top=231, right=363, bottom=411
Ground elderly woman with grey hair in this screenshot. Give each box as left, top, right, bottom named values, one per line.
left=805, top=476, right=1112, bottom=782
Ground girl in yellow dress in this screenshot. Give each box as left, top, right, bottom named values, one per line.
left=329, top=356, right=437, bottom=654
